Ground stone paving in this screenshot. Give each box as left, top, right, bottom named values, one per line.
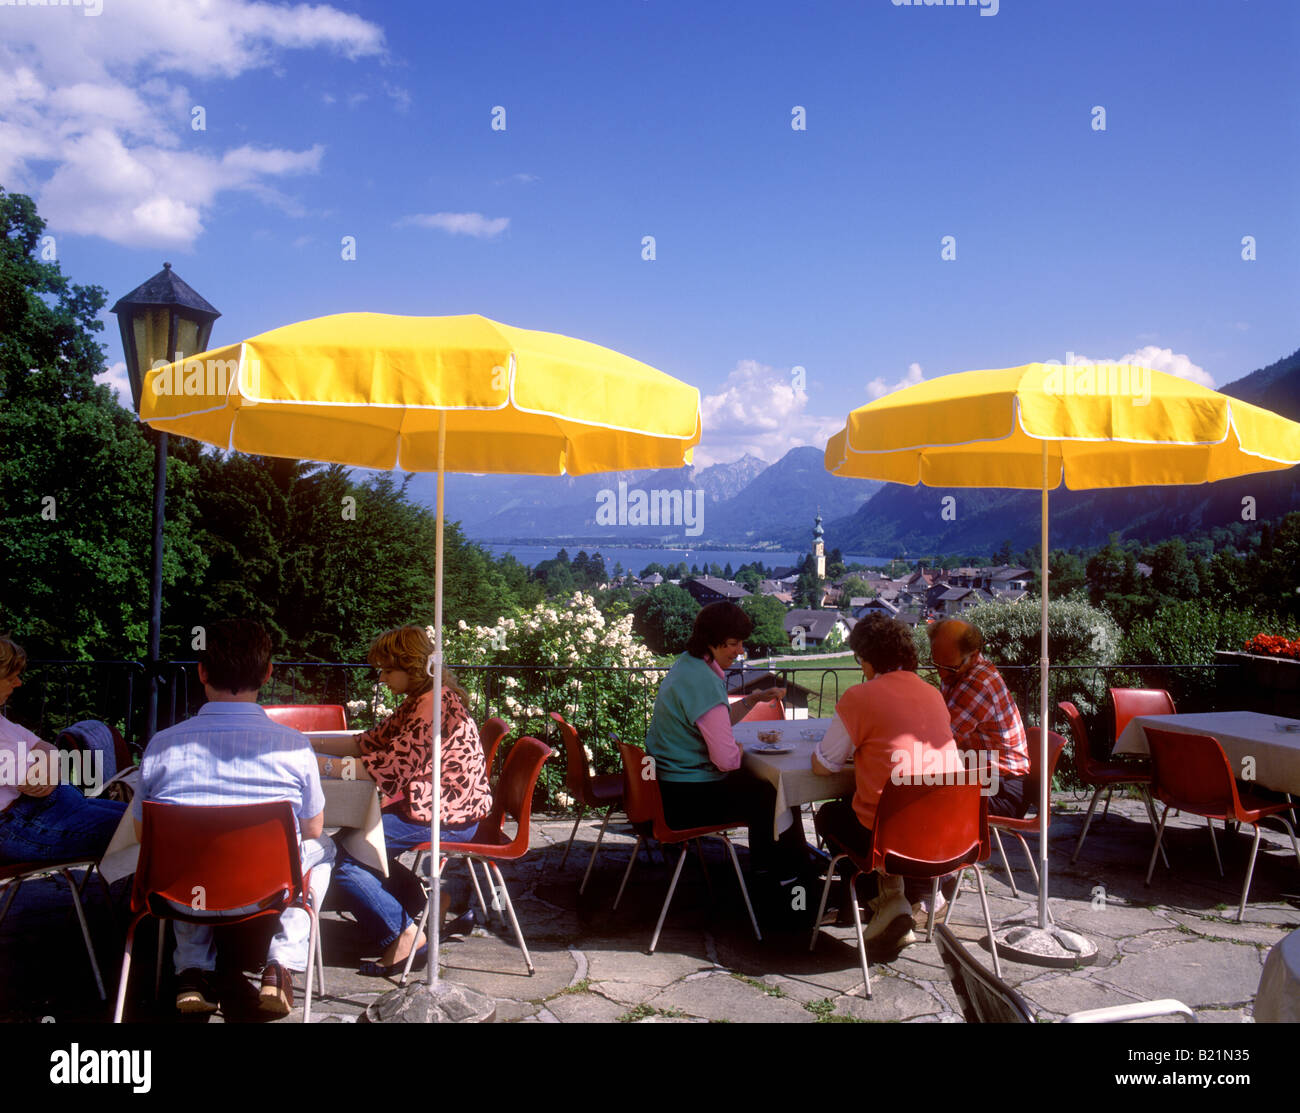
left=4, top=792, right=1298, bottom=1024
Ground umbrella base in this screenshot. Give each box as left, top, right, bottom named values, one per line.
left=363, top=979, right=497, bottom=1024
left=992, top=922, right=1098, bottom=968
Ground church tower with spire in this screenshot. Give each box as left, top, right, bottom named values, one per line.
left=812, top=513, right=825, bottom=578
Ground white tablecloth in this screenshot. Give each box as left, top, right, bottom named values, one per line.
left=1256, top=926, right=1300, bottom=1022
left=735, top=718, right=854, bottom=836
left=1114, top=711, right=1300, bottom=796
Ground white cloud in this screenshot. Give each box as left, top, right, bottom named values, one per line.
left=35, top=129, right=324, bottom=248
left=866, top=361, right=925, bottom=400
left=696, top=359, right=844, bottom=467
left=1068, top=346, right=1214, bottom=389
left=494, top=172, right=539, bottom=186
left=1, top=0, right=383, bottom=249
left=398, top=212, right=510, bottom=239
left=95, top=359, right=133, bottom=407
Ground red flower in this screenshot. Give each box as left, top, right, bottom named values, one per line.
left=1245, top=634, right=1300, bottom=660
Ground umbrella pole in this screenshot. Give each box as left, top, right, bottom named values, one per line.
left=429, top=413, right=446, bottom=987
left=1038, top=442, right=1050, bottom=931
left=992, top=441, right=1096, bottom=967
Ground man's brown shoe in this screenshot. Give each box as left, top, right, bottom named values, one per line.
left=176, top=968, right=220, bottom=1014
left=258, top=962, right=294, bottom=1018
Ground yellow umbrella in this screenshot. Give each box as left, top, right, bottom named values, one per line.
left=826, top=362, right=1300, bottom=958
left=141, top=310, right=701, bottom=1001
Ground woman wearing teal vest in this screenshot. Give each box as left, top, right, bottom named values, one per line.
left=645, top=603, right=809, bottom=897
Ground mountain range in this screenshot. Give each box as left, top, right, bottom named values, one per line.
left=401, top=346, right=1300, bottom=555
left=403, top=446, right=878, bottom=546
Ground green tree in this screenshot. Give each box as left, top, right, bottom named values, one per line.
left=740, top=595, right=788, bottom=656
left=1149, top=538, right=1199, bottom=600
left=840, top=575, right=876, bottom=603
left=954, top=597, right=1123, bottom=729
left=632, top=584, right=700, bottom=655
left=1119, top=599, right=1299, bottom=715
left=0, top=189, right=205, bottom=662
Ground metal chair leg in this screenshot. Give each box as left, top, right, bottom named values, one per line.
left=1071, top=787, right=1106, bottom=864
left=945, top=868, right=963, bottom=924
left=847, top=871, right=872, bottom=999
left=648, top=845, right=691, bottom=954
left=926, top=877, right=939, bottom=942
left=399, top=894, right=432, bottom=988
left=1207, top=817, right=1224, bottom=877
left=489, top=862, right=533, bottom=974
left=465, top=859, right=492, bottom=923
left=1100, top=786, right=1114, bottom=822
left=613, top=836, right=642, bottom=910
left=1237, top=824, right=1264, bottom=923
left=560, top=804, right=587, bottom=869
left=973, top=864, right=1002, bottom=979
left=303, top=904, right=318, bottom=1024
left=1146, top=805, right=1171, bottom=884
left=809, top=853, right=848, bottom=952
left=112, top=928, right=136, bottom=1023
left=1140, top=787, right=1169, bottom=868
left=154, top=920, right=165, bottom=996
left=721, top=836, right=761, bottom=942
left=992, top=827, right=1019, bottom=896
left=578, top=805, right=614, bottom=895
left=64, top=867, right=106, bottom=1000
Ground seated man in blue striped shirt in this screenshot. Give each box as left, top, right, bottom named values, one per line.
left=132, top=618, right=333, bottom=1018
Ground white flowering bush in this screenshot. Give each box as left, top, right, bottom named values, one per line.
left=444, top=592, right=665, bottom=810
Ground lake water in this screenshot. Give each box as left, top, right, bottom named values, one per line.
left=479, top=543, right=893, bottom=576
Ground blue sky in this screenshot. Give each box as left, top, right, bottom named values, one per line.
left=4, top=0, right=1296, bottom=467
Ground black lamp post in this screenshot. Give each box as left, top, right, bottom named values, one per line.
left=111, top=264, right=220, bottom=742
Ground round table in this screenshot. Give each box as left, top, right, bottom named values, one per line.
left=1256, top=926, right=1300, bottom=1022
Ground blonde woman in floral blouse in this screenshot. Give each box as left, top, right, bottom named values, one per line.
left=322, top=626, right=492, bottom=977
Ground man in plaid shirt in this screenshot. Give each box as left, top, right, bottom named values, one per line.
left=928, top=618, right=1030, bottom=819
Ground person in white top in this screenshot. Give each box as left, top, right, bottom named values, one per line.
left=0, top=635, right=126, bottom=864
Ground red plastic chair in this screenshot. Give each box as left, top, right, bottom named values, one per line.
left=263, top=704, right=348, bottom=732
left=738, top=698, right=785, bottom=722
left=1144, top=728, right=1300, bottom=921
left=1, top=857, right=111, bottom=1000
left=481, top=716, right=510, bottom=781
left=1110, top=687, right=1175, bottom=748
left=1058, top=701, right=1163, bottom=866
left=113, top=801, right=324, bottom=1022
left=987, top=729, right=1068, bottom=909
left=810, top=780, right=1001, bottom=994
left=413, top=716, right=512, bottom=924
left=402, top=736, right=553, bottom=980
left=550, top=712, right=625, bottom=893
left=612, top=740, right=761, bottom=954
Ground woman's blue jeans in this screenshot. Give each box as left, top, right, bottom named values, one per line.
left=332, top=812, right=478, bottom=951
left=0, top=784, right=127, bottom=863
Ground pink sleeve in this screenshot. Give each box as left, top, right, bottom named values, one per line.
left=696, top=704, right=742, bottom=772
